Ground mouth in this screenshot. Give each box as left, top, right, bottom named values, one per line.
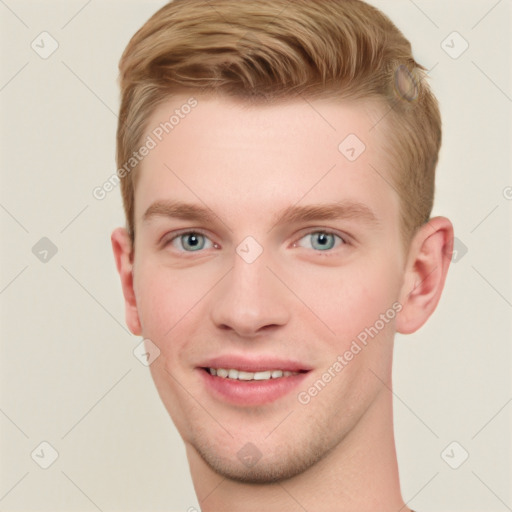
left=201, top=367, right=307, bottom=381
left=197, top=359, right=311, bottom=406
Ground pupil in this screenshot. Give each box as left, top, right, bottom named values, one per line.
left=318, top=233, right=327, bottom=245
left=187, top=234, right=200, bottom=246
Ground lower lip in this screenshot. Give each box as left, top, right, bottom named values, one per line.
left=198, top=368, right=310, bottom=406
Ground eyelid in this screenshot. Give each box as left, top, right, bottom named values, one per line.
left=297, top=226, right=352, bottom=243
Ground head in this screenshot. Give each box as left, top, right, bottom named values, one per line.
left=112, top=0, right=453, bottom=485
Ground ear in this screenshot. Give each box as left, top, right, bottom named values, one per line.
left=396, top=216, right=454, bottom=334
left=111, top=227, right=142, bottom=336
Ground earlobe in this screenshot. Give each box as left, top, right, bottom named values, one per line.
left=396, top=216, right=454, bottom=334
left=111, top=227, right=142, bottom=336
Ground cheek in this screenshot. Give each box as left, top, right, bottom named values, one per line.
left=290, top=260, right=400, bottom=350
left=133, top=260, right=218, bottom=341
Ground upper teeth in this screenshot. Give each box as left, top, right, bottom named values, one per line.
left=209, top=368, right=299, bottom=380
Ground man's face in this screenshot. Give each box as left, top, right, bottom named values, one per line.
left=129, top=94, right=407, bottom=482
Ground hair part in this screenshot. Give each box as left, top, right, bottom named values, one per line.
left=116, top=0, right=441, bottom=246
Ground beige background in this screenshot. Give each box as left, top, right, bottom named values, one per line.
left=1, top=0, right=511, bottom=510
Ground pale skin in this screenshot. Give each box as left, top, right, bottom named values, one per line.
left=112, top=94, right=453, bottom=511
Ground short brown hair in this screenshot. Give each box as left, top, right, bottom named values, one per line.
left=116, top=0, right=441, bottom=244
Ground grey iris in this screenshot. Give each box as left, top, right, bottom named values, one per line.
left=311, top=232, right=335, bottom=250
left=181, top=233, right=205, bottom=251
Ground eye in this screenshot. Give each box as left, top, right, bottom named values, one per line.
left=295, top=230, right=345, bottom=251
left=167, top=231, right=215, bottom=252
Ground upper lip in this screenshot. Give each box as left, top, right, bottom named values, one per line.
left=199, top=355, right=311, bottom=373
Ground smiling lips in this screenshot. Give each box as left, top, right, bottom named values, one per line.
left=207, top=368, right=301, bottom=381
left=198, top=357, right=311, bottom=406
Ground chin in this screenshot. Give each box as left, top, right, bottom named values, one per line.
left=191, top=432, right=331, bottom=484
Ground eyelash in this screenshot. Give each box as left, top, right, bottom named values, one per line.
left=163, top=228, right=348, bottom=255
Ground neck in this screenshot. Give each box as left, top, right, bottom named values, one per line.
left=185, top=387, right=410, bottom=512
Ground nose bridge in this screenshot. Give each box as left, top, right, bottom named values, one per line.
left=232, top=241, right=269, bottom=289
left=210, top=245, right=289, bottom=335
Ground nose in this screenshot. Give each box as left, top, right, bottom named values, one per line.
left=209, top=250, right=290, bottom=338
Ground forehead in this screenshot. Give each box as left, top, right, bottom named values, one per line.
left=134, top=94, right=399, bottom=230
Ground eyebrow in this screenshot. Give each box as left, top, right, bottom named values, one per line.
left=143, top=200, right=218, bottom=224
left=271, top=202, right=379, bottom=228
left=142, top=199, right=380, bottom=228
